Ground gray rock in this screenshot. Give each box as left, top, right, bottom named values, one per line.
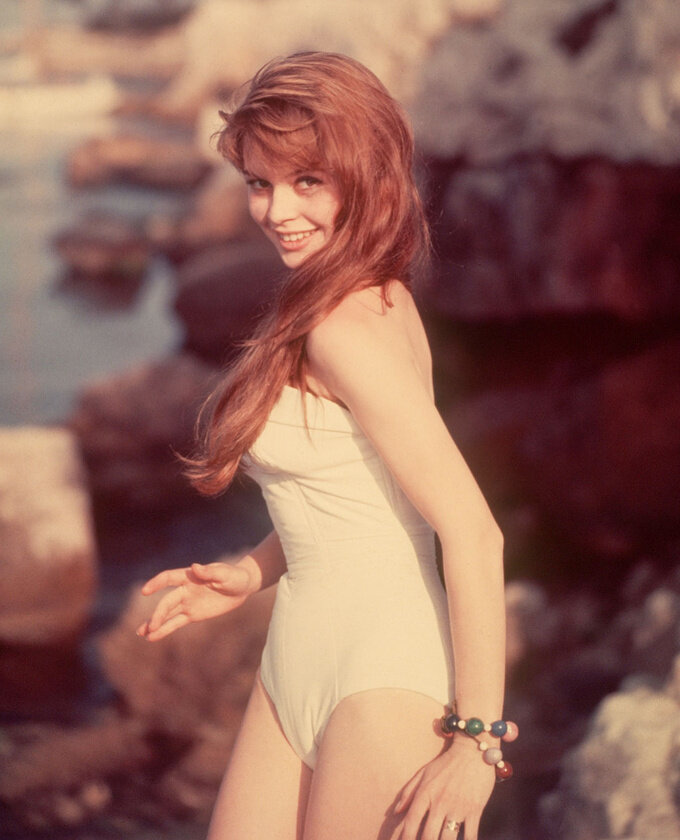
left=540, top=679, right=680, bottom=839
left=0, top=427, right=97, bottom=645
left=415, top=0, right=680, bottom=164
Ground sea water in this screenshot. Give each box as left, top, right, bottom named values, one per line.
left=0, top=0, right=183, bottom=427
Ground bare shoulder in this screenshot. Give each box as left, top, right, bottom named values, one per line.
left=307, top=280, right=432, bottom=401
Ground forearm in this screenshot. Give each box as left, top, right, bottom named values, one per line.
left=441, top=522, right=506, bottom=722
left=234, top=529, right=288, bottom=593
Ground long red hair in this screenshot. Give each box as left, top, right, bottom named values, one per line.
left=185, top=51, right=430, bottom=495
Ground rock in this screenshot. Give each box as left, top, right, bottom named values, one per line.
left=83, top=0, right=195, bottom=32
left=0, top=714, right=149, bottom=831
left=150, top=0, right=490, bottom=121
left=414, top=0, right=680, bottom=164
left=0, top=427, right=97, bottom=645
left=53, top=211, right=151, bottom=288
left=98, top=578, right=275, bottom=735
left=445, top=338, right=680, bottom=566
left=69, top=354, right=219, bottom=514
left=425, top=159, right=680, bottom=322
left=66, top=134, right=212, bottom=190
left=147, top=165, right=257, bottom=261
left=31, top=24, right=182, bottom=81
left=539, top=679, right=680, bottom=840
left=174, top=241, right=283, bottom=363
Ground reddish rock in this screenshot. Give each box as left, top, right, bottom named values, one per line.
left=53, top=212, right=150, bottom=284
left=426, top=160, right=680, bottom=323
left=445, top=338, right=680, bottom=564
left=69, top=354, right=219, bottom=514
left=67, top=134, right=212, bottom=190
left=98, top=579, right=274, bottom=734
left=174, top=242, right=283, bottom=363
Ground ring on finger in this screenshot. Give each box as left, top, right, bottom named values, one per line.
left=442, top=818, right=463, bottom=833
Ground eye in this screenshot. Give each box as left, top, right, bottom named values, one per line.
left=246, top=177, right=270, bottom=190
left=297, top=175, right=322, bottom=189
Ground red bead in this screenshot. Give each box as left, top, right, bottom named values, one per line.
left=501, top=721, right=519, bottom=742
left=495, top=760, right=514, bottom=781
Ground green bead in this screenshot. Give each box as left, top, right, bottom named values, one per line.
left=466, top=717, right=484, bottom=735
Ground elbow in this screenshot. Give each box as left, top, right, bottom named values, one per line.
left=440, top=512, right=504, bottom=566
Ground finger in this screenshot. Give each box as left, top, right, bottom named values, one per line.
left=463, top=815, right=479, bottom=840
left=136, top=620, right=150, bottom=637
left=421, top=811, right=448, bottom=840
left=141, top=568, right=190, bottom=595
left=147, top=588, right=185, bottom=632
left=395, top=768, right=424, bottom=813
left=398, top=798, right=427, bottom=840
left=191, top=562, right=242, bottom=591
left=144, top=613, right=190, bottom=641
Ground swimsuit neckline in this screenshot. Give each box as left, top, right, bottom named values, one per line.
left=282, top=384, right=352, bottom=416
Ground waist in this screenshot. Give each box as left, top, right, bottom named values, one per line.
left=280, top=528, right=437, bottom=581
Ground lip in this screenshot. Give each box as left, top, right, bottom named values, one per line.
left=271, top=228, right=319, bottom=251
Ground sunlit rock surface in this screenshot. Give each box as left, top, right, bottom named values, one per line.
left=0, top=427, right=97, bottom=645
left=540, top=661, right=680, bottom=840
left=414, top=0, right=680, bottom=164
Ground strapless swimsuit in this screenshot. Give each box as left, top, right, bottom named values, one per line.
left=242, top=384, right=455, bottom=769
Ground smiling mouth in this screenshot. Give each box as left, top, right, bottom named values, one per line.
left=276, top=230, right=317, bottom=243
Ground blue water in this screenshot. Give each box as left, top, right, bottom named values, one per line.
left=0, top=0, right=184, bottom=426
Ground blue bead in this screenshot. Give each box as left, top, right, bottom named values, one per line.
left=491, top=720, right=507, bottom=737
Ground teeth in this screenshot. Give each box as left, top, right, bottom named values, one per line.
left=279, top=230, right=315, bottom=243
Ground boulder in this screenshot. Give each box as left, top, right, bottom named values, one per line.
left=174, top=241, right=283, bottom=363
left=82, top=0, right=196, bottom=32
left=149, top=0, right=502, bottom=121
left=66, top=134, right=212, bottom=190
left=69, top=354, right=219, bottom=514
left=425, top=159, right=680, bottom=322
left=414, top=0, right=680, bottom=164
left=98, top=578, right=275, bottom=735
left=540, top=670, right=680, bottom=840
left=0, top=427, right=97, bottom=645
left=445, top=338, right=680, bottom=567
left=0, top=714, right=148, bottom=832
left=53, top=211, right=151, bottom=290
left=31, top=24, right=182, bottom=81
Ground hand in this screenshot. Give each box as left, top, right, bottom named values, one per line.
left=395, top=738, right=496, bottom=840
left=136, top=561, right=256, bottom=641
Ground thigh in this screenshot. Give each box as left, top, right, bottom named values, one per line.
left=303, top=689, right=448, bottom=840
left=208, top=669, right=313, bottom=840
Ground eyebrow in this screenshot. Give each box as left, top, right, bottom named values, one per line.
left=241, top=167, right=320, bottom=178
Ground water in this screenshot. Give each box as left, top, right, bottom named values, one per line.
left=0, top=0, right=183, bottom=427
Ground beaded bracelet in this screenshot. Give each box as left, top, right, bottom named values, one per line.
left=439, top=713, right=519, bottom=782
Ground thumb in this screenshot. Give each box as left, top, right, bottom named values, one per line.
left=191, top=561, right=233, bottom=584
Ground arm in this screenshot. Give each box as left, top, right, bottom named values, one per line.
left=138, top=528, right=287, bottom=641
left=307, top=304, right=505, bottom=840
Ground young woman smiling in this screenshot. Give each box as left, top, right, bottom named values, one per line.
left=138, top=51, right=508, bottom=840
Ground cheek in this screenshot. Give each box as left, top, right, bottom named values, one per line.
left=248, top=194, right=267, bottom=226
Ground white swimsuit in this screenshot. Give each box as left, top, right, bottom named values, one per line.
left=242, top=384, right=455, bottom=769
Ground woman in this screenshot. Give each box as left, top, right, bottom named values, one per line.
left=138, top=51, right=507, bottom=840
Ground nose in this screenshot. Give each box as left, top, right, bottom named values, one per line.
left=267, top=184, right=299, bottom=226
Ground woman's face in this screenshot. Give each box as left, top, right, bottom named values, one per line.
left=242, top=143, right=341, bottom=269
